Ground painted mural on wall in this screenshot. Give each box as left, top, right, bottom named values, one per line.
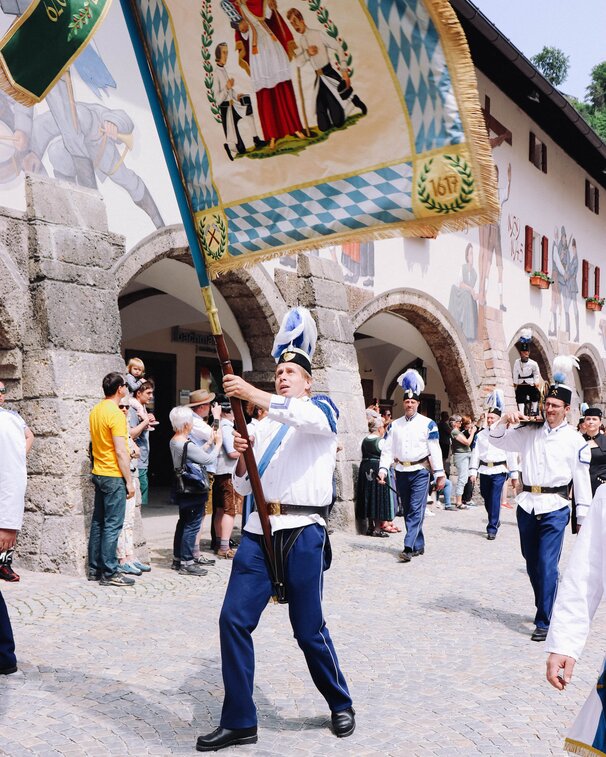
left=478, top=159, right=510, bottom=313
left=448, top=242, right=478, bottom=341
left=277, top=239, right=375, bottom=289
left=549, top=226, right=580, bottom=342
left=209, top=0, right=367, bottom=159
left=341, top=241, right=374, bottom=287
left=0, top=2, right=179, bottom=247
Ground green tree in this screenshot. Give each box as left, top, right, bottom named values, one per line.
left=531, top=46, right=570, bottom=87
left=586, top=62, right=606, bottom=110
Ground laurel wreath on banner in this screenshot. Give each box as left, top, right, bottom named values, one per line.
left=200, top=1, right=222, bottom=123
left=67, top=2, right=93, bottom=42
left=308, top=0, right=354, bottom=76
left=417, top=155, right=474, bottom=214
left=199, top=213, right=228, bottom=261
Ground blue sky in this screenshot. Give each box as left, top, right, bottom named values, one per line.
left=471, top=0, right=606, bottom=100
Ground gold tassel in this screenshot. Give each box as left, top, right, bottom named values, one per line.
left=565, top=737, right=606, bottom=756
left=424, top=0, right=500, bottom=228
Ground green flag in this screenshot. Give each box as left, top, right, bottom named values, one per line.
left=0, top=0, right=112, bottom=106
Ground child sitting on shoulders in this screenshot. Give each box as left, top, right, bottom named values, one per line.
left=125, top=357, right=147, bottom=419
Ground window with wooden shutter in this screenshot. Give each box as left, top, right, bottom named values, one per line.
left=585, top=179, right=600, bottom=214
left=529, top=132, right=536, bottom=165
left=541, top=236, right=549, bottom=274
left=582, top=259, right=590, bottom=298
left=529, top=132, right=547, bottom=172
left=524, top=225, right=534, bottom=272
left=595, top=266, right=601, bottom=297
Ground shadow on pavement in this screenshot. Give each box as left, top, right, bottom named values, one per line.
left=425, top=594, right=532, bottom=635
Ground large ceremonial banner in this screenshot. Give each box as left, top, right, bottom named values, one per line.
left=0, top=0, right=112, bottom=105
left=127, top=0, right=498, bottom=278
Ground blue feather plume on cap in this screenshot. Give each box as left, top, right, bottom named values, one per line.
left=553, top=355, right=579, bottom=386
left=485, top=388, right=504, bottom=413
left=397, top=369, right=425, bottom=397
left=271, top=307, right=317, bottom=362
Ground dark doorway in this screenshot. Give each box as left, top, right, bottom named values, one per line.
left=125, top=349, right=176, bottom=487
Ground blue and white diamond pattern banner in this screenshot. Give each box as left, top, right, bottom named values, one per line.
left=131, top=0, right=497, bottom=278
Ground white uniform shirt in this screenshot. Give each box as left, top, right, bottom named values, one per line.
left=0, top=408, right=27, bottom=530
left=470, top=424, right=519, bottom=477
left=489, top=421, right=591, bottom=520
left=233, top=394, right=336, bottom=534
left=545, top=485, right=606, bottom=660
left=378, top=413, right=444, bottom=475
left=513, top=357, right=541, bottom=385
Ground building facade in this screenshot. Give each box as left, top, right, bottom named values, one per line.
left=0, top=1, right=605, bottom=572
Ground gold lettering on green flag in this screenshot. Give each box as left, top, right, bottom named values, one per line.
left=0, top=0, right=112, bottom=106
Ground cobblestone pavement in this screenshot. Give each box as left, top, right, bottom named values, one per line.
left=2, top=498, right=605, bottom=756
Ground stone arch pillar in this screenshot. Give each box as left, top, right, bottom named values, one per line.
left=353, top=288, right=482, bottom=415
left=0, top=209, right=29, bottom=391
left=17, top=174, right=127, bottom=574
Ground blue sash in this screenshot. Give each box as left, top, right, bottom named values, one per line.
left=258, top=423, right=289, bottom=477
left=242, top=423, right=289, bottom=526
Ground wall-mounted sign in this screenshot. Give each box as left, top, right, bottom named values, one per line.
left=171, top=326, right=214, bottom=348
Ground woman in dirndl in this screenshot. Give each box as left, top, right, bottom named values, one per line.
left=356, top=416, right=395, bottom=537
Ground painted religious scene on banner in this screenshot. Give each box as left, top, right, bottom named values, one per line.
left=196, top=0, right=392, bottom=198
left=128, top=0, right=498, bottom=278
left=0, top=0, right=180, bottom=247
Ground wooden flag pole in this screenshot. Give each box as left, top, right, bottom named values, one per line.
left=121, top=0, right=283, bottom=601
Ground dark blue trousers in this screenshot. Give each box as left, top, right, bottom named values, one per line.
left=0, top=590, right=16, bottom=670
left=480, top=473, right=507, bottom=536
left=395, top=469, right=430, bottom=551
left=219, top=525, right=352, bottom=729
left=517, top=504, right=570, bottom=629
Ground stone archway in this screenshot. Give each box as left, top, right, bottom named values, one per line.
left=353, top=288, right=482, bottom=414
left=508, top=324, right=553, bottom=384
left=0, top=242, right=28, bottom=388
left=113, top=226, right=287, bottom=387
left=575, top=343, right=605, bottom=406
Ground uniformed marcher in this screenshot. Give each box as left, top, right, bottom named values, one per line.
left=489, top=359, right=591, bottom=642
left=470, top=389, right=518, bottom=541
left=377, top=370, right=445, bottom=563
left=195, top=307, right=354, bottom=752
left=512, top=329, right=543, bottom=416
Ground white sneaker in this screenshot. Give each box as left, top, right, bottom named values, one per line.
left=425, top=509, right=436, bottom=517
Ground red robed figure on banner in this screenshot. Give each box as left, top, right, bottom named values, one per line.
left=233, top=0, right=305, bottom=145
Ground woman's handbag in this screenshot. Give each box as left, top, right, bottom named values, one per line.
left=174, top=441, right=210, bottom=495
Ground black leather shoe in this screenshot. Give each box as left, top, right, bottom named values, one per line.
left=331, top=707, right=355, bottom=738
left=411, top=548, right=425, bottom=556
left=531, top=626, right=548, bottom=642
left=398, top=550, right=412, bottom=563
left=487, top=534, right=496, bottom=541
left=196, top=726, right=257, bottom=752
left=0, top=664, right=18, bottom=675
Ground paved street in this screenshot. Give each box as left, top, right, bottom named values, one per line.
left=2, top=497, right=605, bottom=756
